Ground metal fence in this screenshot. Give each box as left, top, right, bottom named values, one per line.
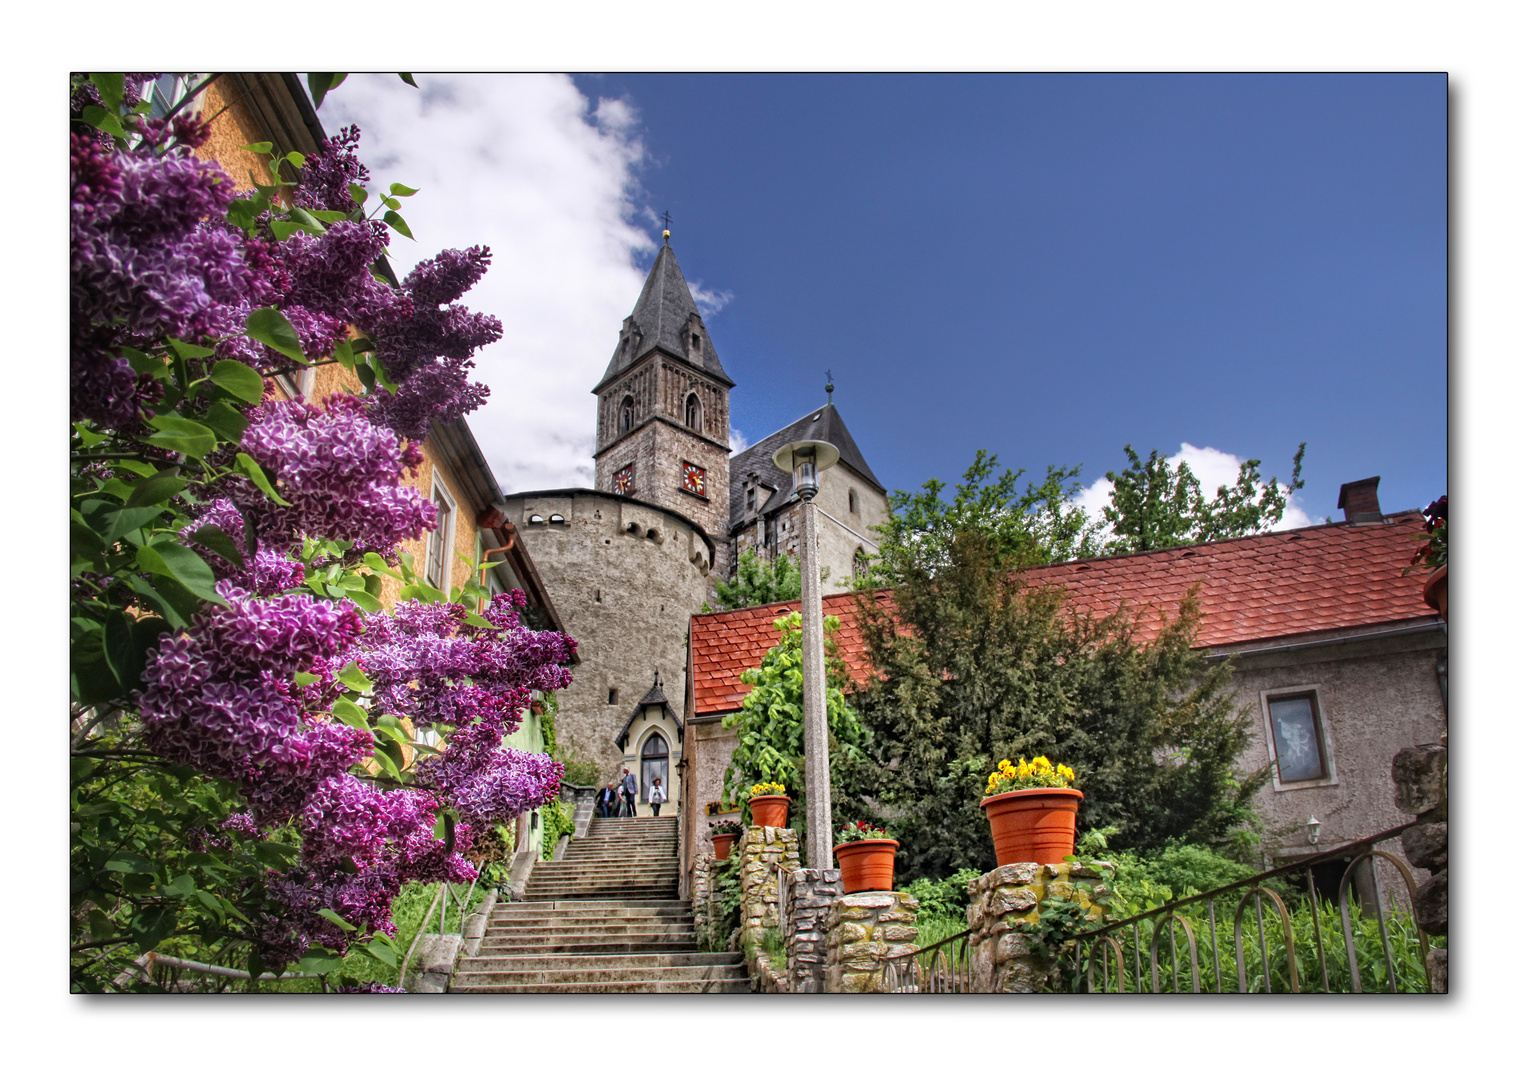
left=1071, top=824, right=1433, bottom=994
left=875, top=824, right=1434, bottom=994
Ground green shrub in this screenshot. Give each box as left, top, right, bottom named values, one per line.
left=541, top=800, right=576, bottom=861
left=558, top=758, right=604, bottom=788
left=903, top=867, right=981, bottom=922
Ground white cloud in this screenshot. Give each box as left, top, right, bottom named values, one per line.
left=729, top=427, right=750, bottom=454
left=321, top=74, right=661, bottom=493
left=688, top=279, right=735, bottom=319
left=1073, top=442, right=1315, bottom=535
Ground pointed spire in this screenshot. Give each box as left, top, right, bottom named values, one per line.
left=592, top=242, right=735, bottom=394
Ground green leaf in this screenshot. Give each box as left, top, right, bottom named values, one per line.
left=382, top=195, right=401, bottom=211
left=398, top=73, right=419, bottom=88
left=70, top=625, right=122, bottom=707
left=463, top=613, right=495, bottom=629
left=336, top=661, right=374, bottom=695
left=363, top=939, right=400, bottom=968
left=331, top=697, right=369, bottom=727
left=143, top=414, right=216, bottom=459
left=210, top=359, right=265, bottom=404
left=363, top=551, right=403, bottom=579
left=270, top=220, right=303, bottom=240
left=388, top=182, right=419, bottom=196
left=130, top=907, right=181, bottom=952
left=104, top=853, right=155, bottom=875
left=245, top=307, right=307, bottom=364
left=82, top=105, right=128, bottom=140
left=307, top=73, right=348, bottom=109
left=287, top=206, right=326, bottom=236
left=234, top=452, right=291, bottom=506
left=90, top=73, right=125, bottom=112
left=293, top=671, right=321, bottom=687
left=188, top=524, right=246, bottom=567
left=125, top=473, right=187, bottom=509
left=354, top=360, right=377, bottom=394
left=286, top=151, right=307, bottom=168
left=202, top=400, right=251, bottom=443
left=168, top=337, right=216, bottom=360
left=344, top=587, right=382, bottom=612
left=349, top=183, right=368, bottom=206
left=74, top=422, right=108, bottom=448
left=120, top=347, right=164, bottom=376
left=142, top=540, right=222, bottom=604
left=307, top=208, right=353, bottom=224
left=104, top=505, right=164, bottom=544
left=163, top=874, right=197, bottom=898
left=297, top=953, right=343, bottom=976
left=317, top=907, right=358, bottom=932
left=240, top=141, right=274, bottom=154
left=382, top=210, right=414, bottom=240
left=123, top=575, right=188, bottom=630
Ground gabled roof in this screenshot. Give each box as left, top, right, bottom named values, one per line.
left=728, top=402, right=885, bottom=529
left=615, top=672, right=683, bottom=751
left=688, top=513, right=1440, bottom=717
left=593, top=243, right=734, bottom=394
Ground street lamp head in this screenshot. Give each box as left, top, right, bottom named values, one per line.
left=772, top=439, right=839, bottom=503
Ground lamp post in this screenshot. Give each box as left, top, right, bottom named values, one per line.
left=773, top=420, right=841, bottom=870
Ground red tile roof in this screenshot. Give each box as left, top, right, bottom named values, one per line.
left=689, top=514, right=1439, bottom=717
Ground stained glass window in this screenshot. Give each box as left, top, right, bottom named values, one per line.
left=683, top=461, right=706, bottom=496
left=1268, top=693, right=1326, bottom=783
left=613, top=465, right=634, bottom=495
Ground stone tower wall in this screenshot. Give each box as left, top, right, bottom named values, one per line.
left=501, top=490, right=715, bottom=782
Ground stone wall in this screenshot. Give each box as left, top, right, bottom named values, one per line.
left=739, top=826, right=800, bottom=938
left=824, top=891, right=920, bottom=993
left=502, top=490, right=714, bottom=782
left=690, top=850, right=714, bottom=947
left=784, top=868, right=843, bottom=992
left=1393, top=741, right=1447, bottom=992
left=680, top=717, right=740, bottom=889
left=966, top=861, right=1113, bottom=993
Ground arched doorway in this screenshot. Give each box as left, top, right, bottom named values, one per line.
left=641, top=730, right=670, bottom=808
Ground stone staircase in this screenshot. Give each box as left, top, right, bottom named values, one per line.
left=453, top=816, right=749, bottom=993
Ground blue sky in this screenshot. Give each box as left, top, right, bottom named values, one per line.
left=574, top=73, right=1445, bottom=522
left=322, top=72, right=1445, bottom=523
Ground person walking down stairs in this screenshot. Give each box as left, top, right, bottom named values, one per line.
left=452, top=816, right=749, bottom=993
left=648, top=776, right=665, bottom=817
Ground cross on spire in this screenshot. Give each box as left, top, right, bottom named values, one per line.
left=661, top=210, right=673, bottom=242
left=825, top=369, right=835, bottom=403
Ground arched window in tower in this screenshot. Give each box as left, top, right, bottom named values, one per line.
left=641, top=731, right=670, bottom=804
left=848, top=488, right=859, bottom=515
left=619, top=395, right=635, bottom=435
left=685, top=393, right=701, bottom=432
left=854, top=548, right=870, bottom=581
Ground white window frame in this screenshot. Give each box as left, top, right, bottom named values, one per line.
left=425, top=469, right=458, bottom=591
left=1259, top=684, right=1339, bottom=792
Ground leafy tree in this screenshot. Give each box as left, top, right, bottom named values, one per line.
left=1102, top=443, right=1307, bottom=554
left=722, top=612, right=865, bottom=831
left=865, top=451, right=1103, bottom=586
left=849, top=527, right=1267, bottom=883
left=706, top=547, right=802, bottom=612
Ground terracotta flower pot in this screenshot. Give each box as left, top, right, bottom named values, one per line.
left=1424, top=564, right=1447, bottom=623
left=749, top=794, right=790, bottom=828
left=833, top=838, right=899, bottom=894
left=712, top=833, right=736, bottom=859
left=980, top=787, right=1084, bottom=866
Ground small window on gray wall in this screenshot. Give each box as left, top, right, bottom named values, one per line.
left=849, top=489, right=859, bottom=515
left=608, top=688, right=618, bottom=706
left=1267, top=692, right=1328, bottom=784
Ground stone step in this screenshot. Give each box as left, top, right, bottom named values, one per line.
left=453, top=975, right=749, bottom=994
left=486, top=915, right=693, bottom=931
left=455, top=961, right=745, bottom=987
left=522, top=891, right=678, bottom=902
left=492, top=899, right=691, bottom=912
left=459, top=950, right=741, bottom=973
left=527, top=878, right=680, bottom=890
left=476, top=934, right=701, bottom=955
left=532, top=863, right=678, bottom=874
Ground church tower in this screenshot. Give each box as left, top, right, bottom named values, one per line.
left=592, top=240, right=734, bottom=541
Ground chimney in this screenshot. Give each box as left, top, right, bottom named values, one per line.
left=1338, top=476, right=1383, bottom=523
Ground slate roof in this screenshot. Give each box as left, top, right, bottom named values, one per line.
left=615, top=672, right=683, bottom=751
left=728, top=402, right=885, bottom=529
left=688, top=513, right=1440, bottom=717
left=593, top=243, right=734, bottom=394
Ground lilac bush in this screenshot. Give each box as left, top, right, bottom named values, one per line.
left=69, top=73, right=571, bottom=992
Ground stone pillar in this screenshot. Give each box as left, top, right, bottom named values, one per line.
left=824, top=891, right=920, bottom=992
left=739, top=826, right=800, bottom=938
left=966, top=861, right=1113, bottom=993
left=691, top=851, right=714, bottom=947
left=1393, top=741, right=1447, bottom=992
left=785, top=868, right=843, bottom=992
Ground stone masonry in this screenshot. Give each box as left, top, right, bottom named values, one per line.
left=966, top=861, right=1113, bottom=993
left=739, top=826, right=800, bottom=938
left=1392, top=740, right=1447, bottom=992
left=690, top=850, right=713, bottom=947
left=824, top=891, right=920, bottom=993
left=785, top=868, right=844, bottom=993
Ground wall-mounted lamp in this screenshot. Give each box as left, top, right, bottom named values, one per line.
left=1306, top=814, right=1321, bottom=846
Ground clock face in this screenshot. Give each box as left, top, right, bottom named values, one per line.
left=613, top=465, right=634, bottom=495
left=683, top=461, right=706, bottom=496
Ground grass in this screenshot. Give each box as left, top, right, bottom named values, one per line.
left=915, top=915, right=968, bottom=951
